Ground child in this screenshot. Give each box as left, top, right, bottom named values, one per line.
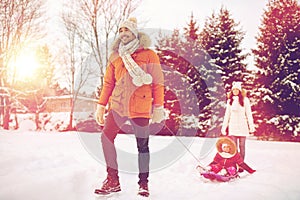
left=199, top=137, right=255, bottom=177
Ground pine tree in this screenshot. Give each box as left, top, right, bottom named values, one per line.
left=182, top=14, right=213, bottom=136
left=35, top=45, right=55, bottom=87
left=155, top=29, right=189, bottom=135
left=156, top=15, right=212, bottom=136
left=252, top=0, right=300, bottom=140
left=184, top=12, right=199, bottom=41
left=200, top=7, right=248, bottom=91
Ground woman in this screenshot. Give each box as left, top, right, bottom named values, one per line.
left=221, top=81, right=255, bottom=160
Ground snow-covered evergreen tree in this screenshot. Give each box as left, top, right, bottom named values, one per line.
left=184, top=13, right=199, bottom=41
left=155, top=29, right=187, bottom=135
left=200, top=7, right=249, bottom=90
left=156, top=15, right=214, bottom=136
left=252, top=0, right=300, bottom=140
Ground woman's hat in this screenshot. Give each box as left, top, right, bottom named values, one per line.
left=231, top=81, right=242, bottom=91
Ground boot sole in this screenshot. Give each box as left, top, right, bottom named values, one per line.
left=94, top=188, right=121, bottom=195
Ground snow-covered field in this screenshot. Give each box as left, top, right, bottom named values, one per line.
left=1, top=130, right=300, bottom=200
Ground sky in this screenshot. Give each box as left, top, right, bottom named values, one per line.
left=1, top=130, right=300, bottom=200
left=46, top=0, right=269, bottom=68
left=135, top=0, right=269, bottom=67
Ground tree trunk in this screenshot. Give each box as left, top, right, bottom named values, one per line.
left=3, top=97, right=10, bottom=130
left=35, top=112, right=41, bottom=131
left=68, top=96, right=74, bottom=130
left=0, top=97, right=3, bottom=126
left=14, top=112, right=19, bottom=130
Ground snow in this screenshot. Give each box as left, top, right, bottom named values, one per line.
left=1, top=131, right=300, bottom=200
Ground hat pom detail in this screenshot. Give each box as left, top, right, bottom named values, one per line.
left=128, top=17, right=137, bottom=24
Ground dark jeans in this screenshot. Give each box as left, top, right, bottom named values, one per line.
left=231, top=136, right=246, bottom=160
left=101, top=110, right=150, bottom=185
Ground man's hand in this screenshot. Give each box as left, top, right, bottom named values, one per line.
left=151, top=106, right=165, bottom=123
left=95, top=104, right=105, bottom=126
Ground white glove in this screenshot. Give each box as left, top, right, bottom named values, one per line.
left=95, top=104, right=105, bottom=126
left=219, top=168, right=227, bottom=176
left=249, top=126, right=255, bottom=133
left=151, top=106, right=165, bottom=123
left=221, top=126, right=227, bottom=135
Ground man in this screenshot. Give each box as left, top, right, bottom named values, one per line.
left=94, top=17, right=164, bottom=197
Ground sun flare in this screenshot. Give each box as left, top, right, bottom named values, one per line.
left=10, top=52, right=40, bottom=80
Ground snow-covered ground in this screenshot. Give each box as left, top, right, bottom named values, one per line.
left=1, top=130, right=300, bottom=200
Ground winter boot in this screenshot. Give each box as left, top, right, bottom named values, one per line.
left=138, top=182, right=149, bottom=197
left=94, top=176, right=121, bottom=195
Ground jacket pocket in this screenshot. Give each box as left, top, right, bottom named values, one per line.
left=130, top=89, right=152, bottom=114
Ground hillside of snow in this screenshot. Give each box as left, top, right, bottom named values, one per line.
left=0, top=131, right=299, bottom=200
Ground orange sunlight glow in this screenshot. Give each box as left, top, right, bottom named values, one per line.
left=10, top=52, right=40, bottom=80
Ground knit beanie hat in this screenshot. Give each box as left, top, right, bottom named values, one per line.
left=232, top=81, right=242, bottom=91
left=119, top=17, right=138, bottom=37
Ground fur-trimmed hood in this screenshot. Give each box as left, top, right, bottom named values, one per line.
left=111, top=32, right=152, bottom=52
left=216, top=137, right=237, bottom=158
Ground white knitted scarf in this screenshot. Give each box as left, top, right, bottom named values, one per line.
left=119, top=38, right=153, bottom=87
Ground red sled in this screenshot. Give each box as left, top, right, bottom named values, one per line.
left=201, top=171, right=239, bottom=182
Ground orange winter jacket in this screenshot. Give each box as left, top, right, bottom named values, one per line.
left=98, top=32, right=164, bottom=118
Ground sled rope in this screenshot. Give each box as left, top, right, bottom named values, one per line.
left=163, top=124, right=206, bottom=169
